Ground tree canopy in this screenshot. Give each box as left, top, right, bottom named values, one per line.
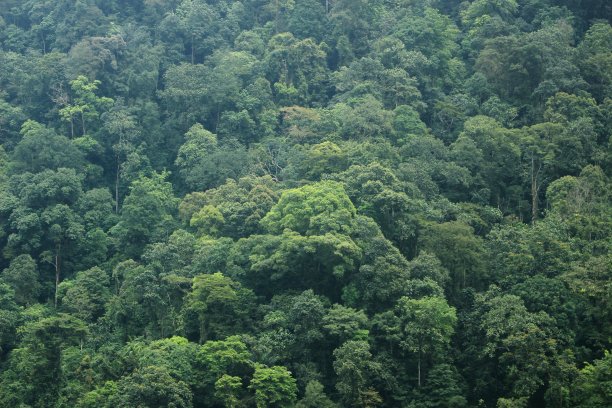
left=0, top=1, right=610, bottom=407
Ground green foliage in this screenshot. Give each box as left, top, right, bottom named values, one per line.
left=59, top=75, right=113, bottom=138
left=59, top=267, right=110, bottom=321
left=333, top=340, right=383, bottom=407
left=183, top=273, right=255, bottom=343
left=196, top=335, right=252, bottom=385
left=110, top=171, right=178, bottom=258
left=0, top=282, right=20, bottom=353
left=11, top=120, right=86, bottom=174
left=418, top=363, right=468, bottom=407
left=125, top=336, right=198, bottom=384
left=577, top=22, right=612, bottom=101
left=1, top=313, right=89, bottom=407
left=459, top=287, right=563, bottom=404
left=297, top=380, right=337, bottom=408
left=261, top=180, right=356, bottom=236
left=394, top=296, right=457, bottom=387
left=323, top=304, right=369, bottom=343
left=249, top=364, right=298, bottom=408
left=180, top=176, right=278, bottom=239
left=190, top=205, right=225, bottom=237
left=0, top=2, right=610, bottom=407
left=1, top=253, right=39, bottom=305
left=109, top=366, right=193, bottom=408
left=215, top=374, right=243, bottom=408
left=421, top=221, right=486, bottom=296
left=571, top=351, right=612, bottom=407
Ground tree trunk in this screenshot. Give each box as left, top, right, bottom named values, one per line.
left=54, top=243, right=61, bottom=308
left=81, top=112, right=86, bottom=135
left=275, top=0, right=279, bottom=33
left=531, top=156, right=541, bottom=224
left=115, top=156, right=121, bottom=213
left=417, top=350, right=421, bottom=387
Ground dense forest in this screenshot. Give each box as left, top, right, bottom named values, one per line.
left=0, top=0, right=610, bottom=407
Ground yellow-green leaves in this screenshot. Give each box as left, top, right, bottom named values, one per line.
left=261, top=180, right=356, bottom=236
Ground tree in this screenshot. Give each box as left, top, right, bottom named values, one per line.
left=1, top=253, right=40, bottom=305
left=190, top=205, right=225, bottom=237
left=179, top=176, right=278, bottom=239
left=40, top=204, right=85, bottom=307
left=571, top=351, right=612, bottom=407
left=333, top=162, right=424, bottom=256
left=299, top=141, right=348, bottom=180
left=450, top=115, right=522, bottom=211
left=563, top=255, right=612, bottom=349
left=2, top=167, right=86, bottom=307
left=230, top=229, right=361, bottom=300
left=0, top=2, right=610, bottom=407
left=461, top=0, right=518, bottom=28
left=106, top=260, right=169, bottom=339
left=0, top=98, right=26, bottom=149
left=0, top=283, right=20, bottom=354
left=176, top=0, right=216, bottom=63
left=7, top=314, right=88, bottom=407
left=159, top=63, right=210, bottom=126
left=182, top=272, right=255, bottom=343
left=10, top=120, right=85, bottom=174
left=460, top=288, right=562, bottom=405
left=327, top=96, right=394, bottom=140
left=264, top=34, right=329, bottom=105
left=176, top=123, right=247, bottom=191
left=476, top=20, right=584, bottom=112
left=206, top=50, right=258, bottom=130
left=547, top=165, right=610, bottom=245
left=101, top=99, right=142, bottom=213
left=215, top=375, right=243, bottom=408
left=407, top=252, right=450, bottom=290
left=420, top=221, right=486, bottom=296
left=333, top=340, right=383, bottom=407
left=288, top=0, right=327, bottom=41
left=323, top=304, right=369, bottom=343
left=250, top=289, right=329, bottom=370
left=195, top=335, right=252, bottom=403
left=419, top=363, right=467, bottom=407
left=59, top=75, right=112, bottom=138
left=347, top=217, right=413, bottom=312
left=330, top=0, right=375, bottom=58
left=297, top=380, right=337, bottom=408
left=392, top=105, right=428, bottom=137
left=59, top=266, right=110, bottom=321
left=65, top=34, right=127, bottom=84
left=395, top=296, right=457, bottom=387
left=123, top=336, right=198, bottom=385
left=76, top=187, right=116, bottom=231
left=176, top=123, right=216, bottom=187
left=109, top=366, right=193, bottom=408
left=261, top=180, right=356, bottom=236
left=249, top=364, right=298, bottom=408
left=110, top=171, right=178, bottom=259
left=577, top=22, right=612, bottom=101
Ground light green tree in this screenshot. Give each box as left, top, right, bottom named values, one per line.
left=249, top=364, right=298, bottom=408
left=59, top=75, right=112, bottom=138
left=395, top=296, right=457, bottom=387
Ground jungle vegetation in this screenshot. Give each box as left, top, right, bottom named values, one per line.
left=0, top=1, right=610, bottom=407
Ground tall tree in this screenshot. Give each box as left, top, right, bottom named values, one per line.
left=395, top=296, right=457, bottom=387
